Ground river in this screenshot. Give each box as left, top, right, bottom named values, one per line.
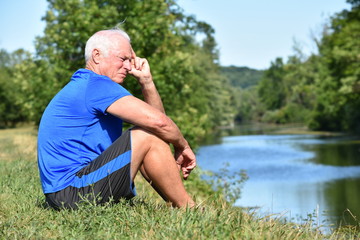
left=196, top=124, right=360, bottom=231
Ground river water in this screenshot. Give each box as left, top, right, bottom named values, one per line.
left=196, top=125, right=360, bottom=230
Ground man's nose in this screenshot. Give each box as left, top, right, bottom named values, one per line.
left=125, top=60, right=132, bottom=70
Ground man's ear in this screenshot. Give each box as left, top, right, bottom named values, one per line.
left=92, top=48, right=101, bottom=64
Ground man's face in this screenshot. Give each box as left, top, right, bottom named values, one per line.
left=98, top=36, right=133, bottom=84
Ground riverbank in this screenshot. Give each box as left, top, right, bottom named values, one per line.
left=0, top=127, right=359, bottom=239
left=213, top=122, right=356, bottom=140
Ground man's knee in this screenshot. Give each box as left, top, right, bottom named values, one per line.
left=131, top=127, right=168, bottom=150
left=129, top=127, right=172, bottom=179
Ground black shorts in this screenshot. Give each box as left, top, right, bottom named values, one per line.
left=45, top=129, right=136, bottom=210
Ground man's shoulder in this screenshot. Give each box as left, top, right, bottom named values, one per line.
left=72, top=68, right=100, bottom=81
left=70, top=69, right=131, bottom=100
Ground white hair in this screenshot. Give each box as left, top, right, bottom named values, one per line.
left=84, top=27, right=131, bottom=63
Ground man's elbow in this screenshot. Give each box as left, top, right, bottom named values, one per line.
left=151, top=114, right=173, bottom=133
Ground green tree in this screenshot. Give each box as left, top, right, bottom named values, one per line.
left=256, top=52, right=318, bottom=124
left=235, top=86, right=265, bottom=123
left=257, top=58, right=286, bottom=111
left=309, top=1, right=360, bottom=132
left=347, top=0, right=360, bottom=7
left=13, top=0, right=236, bottom=147
left=220, top=66, right=264, bottom=89
left=0, top=49, right=31, bottom=127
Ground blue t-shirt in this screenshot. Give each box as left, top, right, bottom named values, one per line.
left=37, top=69, right=131, bottom=194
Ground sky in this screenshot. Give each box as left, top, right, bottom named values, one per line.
left=0, top=0, right=351, bottom=70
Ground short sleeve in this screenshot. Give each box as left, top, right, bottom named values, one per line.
left=86, top=75, right=131, bottom=115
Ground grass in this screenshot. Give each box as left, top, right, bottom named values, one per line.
left=0, top=127, right=359, bottom=239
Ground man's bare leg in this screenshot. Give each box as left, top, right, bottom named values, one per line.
left=130, top=128, right=195, bottom=208
left=138, top=164, right=169, bottom=202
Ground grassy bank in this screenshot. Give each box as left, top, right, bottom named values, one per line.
left=0, top=127, right=359, bottom=239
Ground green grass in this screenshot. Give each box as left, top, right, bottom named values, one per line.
left=0, top=127, right=359, bottom=239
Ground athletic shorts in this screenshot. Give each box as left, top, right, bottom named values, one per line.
left=45, top=129, right=136, bottom=210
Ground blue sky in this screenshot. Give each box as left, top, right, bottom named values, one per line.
left=0, top=0, right=350, bottom=69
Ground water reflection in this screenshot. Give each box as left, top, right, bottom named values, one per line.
left=302, top=141, right=360, bottom=166
left=324, top=178, right=360, bottom=227
left=196, top=132, right=360, bottom=229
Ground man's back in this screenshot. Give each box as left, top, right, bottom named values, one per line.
left=37, top=69, right=130, bottom=193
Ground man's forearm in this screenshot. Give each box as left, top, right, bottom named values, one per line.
left=144, top=113, right=189, bottom=150
left=141, top=80, right=165, bottom=113
left=130, top=57, right=164, bottom=113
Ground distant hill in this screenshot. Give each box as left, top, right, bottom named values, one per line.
left=220, top=66, right=264, bottom=89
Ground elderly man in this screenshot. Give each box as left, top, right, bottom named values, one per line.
left=37, top=28, right=196, bottom=209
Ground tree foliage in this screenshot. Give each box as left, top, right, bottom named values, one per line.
left=220, top=66, right=264, bottom=89
left=8, top=0, right=237, bottom=148
left=309, top=2, right=360, bottom=132
left=256, top=1, right=360, bottom=132
left=0, top=49, right=31, bottom=127
left=258, top=58, right=287, bottom=111
left=4, top=0, right=359, bottom=139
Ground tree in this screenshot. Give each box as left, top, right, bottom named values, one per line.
left=347, top=0, right=360, bottom=7
left=0, top=49, right=31, bottom=127
left=13, top=0, right=236, bottom=147
left=309, top=2, right=360, bottom=132
left=257, top=58, right=286, bottom=111
left=220, top=66, right=264, bottom=89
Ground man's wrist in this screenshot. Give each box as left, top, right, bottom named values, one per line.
left=174, top=138, right=189, bottom=152
left=140, top=78, right=155, bottom=89
left=138, top=74, right=152, bottom=82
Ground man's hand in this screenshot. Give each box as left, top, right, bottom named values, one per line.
left=128, top=50, right=165, bottom=112
left=129, top=56, right=152, bottom=85
left=174, top=146, right=197, bottom=180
